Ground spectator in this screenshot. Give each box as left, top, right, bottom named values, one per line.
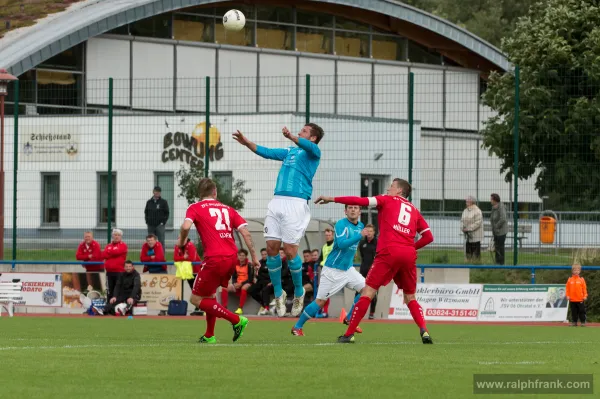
left=317, top=228, right=334, bottom=318
left=75, top=231, right=103, bottom=272
left=566, top=263, right=588, bottom=327
left=311, top=249, right=319, bottom=264
left=461, top=195, right=483, bottom=262
left=145, top=186, right=169, bottom=249
left=102, top=229, right=128, bottom=301
left=359, top=224, right=378, bottom=319
left=104, top=260, right=141, bottom=316
left=141, top=234, right=167, bottom=274
left=221, top=249, right=254, bottom=315
left=490, top=193, right=508, bottom=265
left=250, top=248, right=273, bottom=315
left=174, top=236, right=204, bottom=316
left=301, top=249, right=314, bottom=300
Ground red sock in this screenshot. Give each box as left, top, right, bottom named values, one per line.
left=345, top=296, right=370, bottom=336
left=199, top=298, right=240, bottom=325
left=407, top=300, right=427, bottom=330
left=205, top=313, right=216, bottom=338
left=323, top=298, right=330, bottom=313
left=239, top=289, right=247, bottom=308
left=265, top=306, right=269, bottom=310
left=221, top=289, right=228, bottom=308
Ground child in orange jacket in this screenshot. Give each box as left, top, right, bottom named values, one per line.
left=566, top=263, right=588, bottom=327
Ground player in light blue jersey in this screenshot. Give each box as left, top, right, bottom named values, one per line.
left=291, top=205, right=367, bottom=336
left=233, top=124, right=324, bottom=317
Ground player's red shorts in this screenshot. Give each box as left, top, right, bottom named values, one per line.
left=365, top=246, right=417, bottom=294
left=192, top=254, right=238, bottom=297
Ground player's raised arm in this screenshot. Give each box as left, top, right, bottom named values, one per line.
left=314, top=195, right=377, bottom=207
left=233, top=130, right=289, bottom=161
left=334, top=222, right=366, bottom=249
left=282, top=126, right=321, bottom=158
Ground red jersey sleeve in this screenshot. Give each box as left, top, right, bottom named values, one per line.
left=75, top=243, right=86, bottom=261
left=92, top=241, right=103, bottom=261
left=140, top=244, right=151, bottom=262
left=185, top=204, right=197, bottom=222
left=155, top=243, right=166, bottom=262
left=229, top=207, right=248, bottom=230
left=374, top=195, right=389, bottom=210
left=416, top=211, right=430, bottom=234
left=187, top=242, right=199, bottom=261
left=173, top=245, right=184, bottom=262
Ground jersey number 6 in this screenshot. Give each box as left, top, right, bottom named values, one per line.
left=398, top=203, right=412, bottom=226
left=209, top=208, right=232, bottom=231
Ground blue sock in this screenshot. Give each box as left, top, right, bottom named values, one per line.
left=267, top=255, right=283, bottom=298
left=347, top=294, right=361, bottom=322
left=294, top=301, right=321, bottom=329
left=288, top=255, right=304, bottom=297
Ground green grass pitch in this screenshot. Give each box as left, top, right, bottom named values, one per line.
left=0, top=317, right=597, bottom=399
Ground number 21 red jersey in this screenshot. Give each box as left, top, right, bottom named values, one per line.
left=185, top=199, right=248, bottom=258
left=373, top=195, right=430, bottom=250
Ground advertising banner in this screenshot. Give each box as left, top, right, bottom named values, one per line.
left=478, top=285, right=568, bottom=322
left=141, top=275, right=182, bottom=310
left=0, top=272, right=62, bottom=307
left=61, top=272, right=106, bottom=309
left=389, top=284, right=482, bottom=321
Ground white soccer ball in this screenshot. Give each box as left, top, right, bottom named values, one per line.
left=223, top=9, right=245, bottom=32
left=115, top=303, right=128, bottom=316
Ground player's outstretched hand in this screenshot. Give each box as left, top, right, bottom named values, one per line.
left=360, top=228, right=369, bottom=237
left=314, top=195, right=334, bottom=205
left=233, top=130, right=250, bottom=146
left=282, top=126, right=293, bottom=140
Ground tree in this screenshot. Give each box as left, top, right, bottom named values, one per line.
left=175, top=167, right=251, bottom=256
left=481, top=0, right=600, bottom=211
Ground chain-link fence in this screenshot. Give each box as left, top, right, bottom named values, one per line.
left=2, top=68, right=599, bottom=267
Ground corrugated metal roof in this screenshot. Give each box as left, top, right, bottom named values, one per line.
left=0, top=0, right=510, bottom=76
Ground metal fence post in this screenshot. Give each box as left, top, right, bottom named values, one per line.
left=107, top=78, right=114, bottom=244
left=306, top=74, right=311, bottom=124
left=513, top=66, right=520, bottom=266
left=12, top=80, right=19, bottom=265
left=408, top=72, right=414, bottom=199
left=205, top=76, right=210, bottom=178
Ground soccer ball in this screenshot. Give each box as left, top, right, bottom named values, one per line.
left=115, top=303, right=128, bottom=316
left=223, top=9, right=245, bottom=32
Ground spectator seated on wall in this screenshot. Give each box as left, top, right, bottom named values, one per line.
left=104, top=260, right=141, bottom=316
left=141, top=234, right=167, bottom=274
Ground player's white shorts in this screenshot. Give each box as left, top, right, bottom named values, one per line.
left=264, top=195, right=310, bottom=245
left=316, top=266, right=365, bottom=300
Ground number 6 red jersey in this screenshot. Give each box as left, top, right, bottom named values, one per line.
left=371, top=195, right=429, bottom=249
left=185, top=199, right=248, bottom=257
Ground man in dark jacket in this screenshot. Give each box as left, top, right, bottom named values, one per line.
left=104, top=260, right=141, bottom=315
left=249, top=248, right=273, bottom=315
left=490, top=193, right=508, bottom=265
left=145, top=186, right=170, bottom=249
left=359, top=224, right=378, bottom=319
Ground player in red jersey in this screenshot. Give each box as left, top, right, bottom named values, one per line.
left=177, top=178, right=260, bottom=344
left=315, top=178, right=434, bottom=344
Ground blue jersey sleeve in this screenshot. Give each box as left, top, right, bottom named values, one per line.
left=335, top=220, right=364, bottom=249
left=255, top=145, right=289, bottom=161
left=297, top=138, right=321, bottom=159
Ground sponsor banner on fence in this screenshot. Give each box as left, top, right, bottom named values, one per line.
left=0, top=273, right=62, bottom=307
left=62, top=272, right=106, bottom=309
left=478, top=285, right=568, bottom=322
left=141, top=275, right=182, bottom=310
left=389, top=284, right=483, bottom=321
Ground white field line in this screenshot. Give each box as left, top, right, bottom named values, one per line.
left=0, top=341, right=594, bottom=351
left=478, top=361, right=546, bottom=365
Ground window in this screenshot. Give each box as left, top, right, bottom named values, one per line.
left=36, top=70, right=82, bottom=111
left=335, top=31, right=369, bottom=58
left=98, top=173, right=116, bottom=225
left=130, top=14, right=172, bottom=38
left=408, top=41, right=442, bottom=65
left=360, top=175, right=388, bottom=232
left=42, top=174, right=60, bottom=225
left=213, top=171, right=233, bottom=197
left=257, top=23, right=294, bottom=50
left=155, top=172, right=174, bottom=228
left=296, top=27, right=332, bottom=54
left=256, top=6, right=293, bottom=23
left=372, top=35, right=407, bottom=61
left=335, top=16, right=370, bottom=32
left=296, top=10, right=334, bottom=28
left=38, top=43, right=84, bottom=71
left=173, top=14, right=214, bottom=42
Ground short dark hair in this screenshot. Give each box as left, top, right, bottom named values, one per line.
left=311, top=249, right=319, bottom=253
left=345, top=204, right=361, bottom=210
left=125, top=260, right=134, bottom=265
left=365, top=224, right=375, bottom=229
left=324, top=228, right=333, bottom=233
left=303, top=249, right=311, bottom=254
left=260, top=248, right=267, bottom=253
left=393, top=178, right=412, bottom=198
left=198, top=178, right=216, bottom=199
left=491, top=193, right=501, bottom=203
left=238, top=249, right=248, bottom=256
left=306, top=123, right=324, bottom=144
left=146, top=234, right=157, bottom=240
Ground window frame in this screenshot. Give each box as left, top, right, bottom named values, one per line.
left=154, top=172, right=175, bottom=229
left=41, top=172, right=61, bottom=227
left=97, top=172, right=117, bottom=227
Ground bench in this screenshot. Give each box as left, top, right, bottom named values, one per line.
left=0, top=280, right=23, bottom=317
left=483, top=224, right=532, bottom=249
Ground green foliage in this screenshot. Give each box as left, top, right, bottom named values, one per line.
left=481, top=0, right=600, bottom=211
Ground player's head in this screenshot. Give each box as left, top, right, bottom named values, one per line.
left=572, top=263, right=581, bottom=275
left=388, top=178, right=411, bottom=198
left=83, top=231, right=93, bottom=244
left=490, top=193, right=500, bottom=205
left=124, top=260, right=134, bottom=273
left=298, top=123, right=324, bottom=144
left=198, top=178, right=217, bottom=200
left=365, top=224, right=375, bottom=239
left=311, top=249, right=319, bottom=262
left=324, top=228, right=334, bottom=242
left=260, top=248, right=267, bottom=260
left=344, top=204, right=361, bottom=223
left=112, top=229, right=123, bottom=243
left=303, top=249, right=311, bottom=262
left=146, top=234, right=157, bottom=247
left=237, top=249, right=248, bottom=263
left=465, top=195, right=476, bottom=207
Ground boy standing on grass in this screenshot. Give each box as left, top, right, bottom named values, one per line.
left=566, top=263, right=588, bottom=327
